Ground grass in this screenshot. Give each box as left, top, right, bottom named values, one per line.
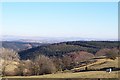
left=2, top=71, right=119, bottom=78
left=72, top=57, right=118, bottom=71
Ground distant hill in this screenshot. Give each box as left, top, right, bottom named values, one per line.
left=1, top=41, right=48, bottom=51
left=18, top=41, right=118, bottom=60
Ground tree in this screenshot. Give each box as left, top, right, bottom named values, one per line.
left=0, top=48, right=19, bottom=61
left=95, top=48, right=111, bottom=57
left=33, top=54, right=56, bottom=75
left=0, top=48, right=19, bottom=76
left=17, top=60, right=34, bottom=76
left=105, top=48, right=118, bottom=60
left=52, top=57, right=63, bottom=71
left=62, top=55, right=73, bottom=70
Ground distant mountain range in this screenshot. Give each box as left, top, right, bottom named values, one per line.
left=1, top=35, right=118, bottom=43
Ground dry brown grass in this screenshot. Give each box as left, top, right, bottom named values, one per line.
left=72, top=57, right=118, bottom=71
left=3, top=71, right=119, bottom=78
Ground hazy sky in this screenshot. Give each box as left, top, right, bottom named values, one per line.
left=2, top=2, right=118, bottom=39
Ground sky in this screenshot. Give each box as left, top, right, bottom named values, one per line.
left=1, top=0, right=119, bottom=2
left=1, top=2, right=118, bottom=40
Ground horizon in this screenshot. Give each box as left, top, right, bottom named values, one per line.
left=1, top=2, right=118, bottom=40
left=1, top=35, right=118, bottom=41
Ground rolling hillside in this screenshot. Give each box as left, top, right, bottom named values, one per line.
left=1, top=41, right=48, bottom=51
left=18, top=41, right=119, bottom=60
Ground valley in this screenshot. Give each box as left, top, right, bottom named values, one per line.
left=0, top=41, right=119, bottom=79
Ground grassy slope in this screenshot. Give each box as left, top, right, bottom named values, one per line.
left=73, top=57, right=118, bottom=71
